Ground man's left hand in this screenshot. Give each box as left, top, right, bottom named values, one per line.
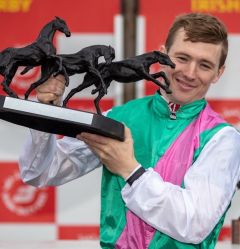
left=77, top=126, right=139, bottom=179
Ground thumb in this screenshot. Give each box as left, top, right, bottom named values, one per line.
left=124, top=126, right=132, bottom=140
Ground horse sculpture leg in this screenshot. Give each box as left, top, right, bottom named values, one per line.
left=61, top=66, right=69, bottom=86
left=52, top=65, right=69, bottom=87
left=1, top=64, right=19, bottom=98
left=93, top=78, right=111, bottom=114
left=62, top=84, right=85, bottom=107
left=138, top=67, right=172, bottom=94
left=52, top=55, right=63, bottom=77
left=25, top=74, right=51, bottom=100
left=21, top=66, right=34, bottom=75
left=88, top=67, right=107, bottom=95
left=94, top=89, right=106, bottom=115
left=25, top=60, right=69, bottom=99
left=151, top=71, right=171, bottom=93
left=25, top=61, right=56, bottom=99
left=62, top=73, right=96, bottom=107
left=1, top=79, right=18, bottom=98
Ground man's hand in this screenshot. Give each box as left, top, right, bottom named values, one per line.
left=36, top=75, right=66, bottom=105
left=77, top=126, right=139, bottom=179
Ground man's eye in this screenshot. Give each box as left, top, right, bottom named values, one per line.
left=176, top=56, right=187, bottom=62
left=201, top=64, right=211, bottom=70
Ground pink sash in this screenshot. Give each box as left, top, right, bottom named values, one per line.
left=116, top=104, right=225, bottom=249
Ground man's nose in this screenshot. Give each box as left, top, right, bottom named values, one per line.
left=183, top=62, right=197, bottom=80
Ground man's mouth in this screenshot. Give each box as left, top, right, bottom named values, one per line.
left=176, top=78, right=196, bottom=91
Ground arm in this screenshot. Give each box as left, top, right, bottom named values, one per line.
left=121, top=126, right=240, bottom=243
left=80, top=125, right=240, bottom=243
left=18, top=75, right=102, bottom=187
left=19, top=130, right=101, bottom=187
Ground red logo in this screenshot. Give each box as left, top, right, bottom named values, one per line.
left=0, top=162, right=55, bottom=222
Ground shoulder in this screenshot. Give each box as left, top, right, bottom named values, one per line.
left=212, top=126, right=240, bottom=144
left=107, top=95, right=154, bottom=119
left=200, top=126, right=240, bottom=158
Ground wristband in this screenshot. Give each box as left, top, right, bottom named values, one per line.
left=127, top=167, right=146, bottom=186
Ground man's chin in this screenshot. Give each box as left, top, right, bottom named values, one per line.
left=169, top=93, right=191, bottom=105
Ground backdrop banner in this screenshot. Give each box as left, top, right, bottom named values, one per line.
left=0, top=0, right=239, bottom=241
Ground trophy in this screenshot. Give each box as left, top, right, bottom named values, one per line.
left=0, top=17, right=175, bottom=141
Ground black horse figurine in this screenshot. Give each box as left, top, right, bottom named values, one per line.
left=0, top=16, right=71, bottom=97
left=23, top=45, right=115, bottom=99
left=63, top=51, right=175, bottom=114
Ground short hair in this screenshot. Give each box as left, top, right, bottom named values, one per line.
left=165, top=13, right=228, bottom=68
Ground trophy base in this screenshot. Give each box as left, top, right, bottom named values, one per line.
left=0, top=95, right=124, bottom=141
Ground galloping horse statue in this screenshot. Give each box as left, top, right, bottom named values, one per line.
left=63, top=51, right=175, bottom=114
left=24, top=45, right=115, bottom=99
left=0, top=16, right=71, bottom=97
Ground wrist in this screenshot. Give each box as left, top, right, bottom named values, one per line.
left=126, top=165, right=146, bottom=186
left=122, top=161, right=140, bottom=180
left=124, top=164, right=142, bottom=181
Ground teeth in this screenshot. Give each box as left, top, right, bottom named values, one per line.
left=178, top=79, right=194, bottom=88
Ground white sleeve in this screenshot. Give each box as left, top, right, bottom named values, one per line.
left=18, top=110, right=112, bottom=187
left=121, top=126, right=240, bottom=244
left=19, top=129, right=101, bottom=187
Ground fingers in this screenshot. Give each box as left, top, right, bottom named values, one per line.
left=124, top=126, right=132, bottom=140
left=37, top=75, right=65, bottom=95
left=78, top=125, right=132, bottom=144
left=78, top=133, right=110, bottom=145
left=77, top=133, right=112, bottom=162
left=36, top=75, right=66, bottom=105
left=76, top=125, right=138, bottom=178
left=54, top=74, right=66, bottom=87
left=37, top=92, right=57, bottom=104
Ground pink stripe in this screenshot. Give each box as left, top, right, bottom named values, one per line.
left=116, top=104, right=225, bottom=248
left=115, top=211, right=155, bottom=249
left=154, top=104, right=224, bottom=185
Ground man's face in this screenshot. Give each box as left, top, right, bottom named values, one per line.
left=161, top=29, right=225, bottom=105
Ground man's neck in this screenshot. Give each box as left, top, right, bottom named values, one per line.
left=159, top=88, right=183, bottom=106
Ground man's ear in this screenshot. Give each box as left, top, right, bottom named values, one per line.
left=212, top=65, right=225, bottom=84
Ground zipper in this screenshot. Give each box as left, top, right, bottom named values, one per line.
left=168, top=102, right=180, bottom=120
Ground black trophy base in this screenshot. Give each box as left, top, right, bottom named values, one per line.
left=0, top=95, right=124, bottom=141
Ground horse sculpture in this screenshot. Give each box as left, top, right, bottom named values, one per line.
left=63, top=50, right=175, bottom=114
left=23, top=45, right=115, bottom=99
left=0, top=16, right=71, bottom=97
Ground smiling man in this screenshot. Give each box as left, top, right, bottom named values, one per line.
left=19, top=13, right=240, bottom=249
left=161, top=27, right=225, bottom=105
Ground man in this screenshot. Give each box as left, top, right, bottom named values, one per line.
left=19, top=13, right=240, bottom=248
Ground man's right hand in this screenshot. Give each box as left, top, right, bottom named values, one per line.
left=36, top=75, right=66, bottom=105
